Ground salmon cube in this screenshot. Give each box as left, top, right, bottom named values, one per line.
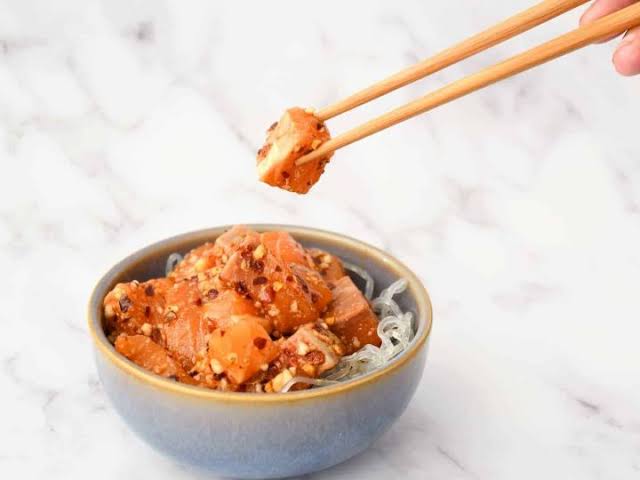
left=115, top=334, right=191, bottom=381
left=103, top=278, right=173, bottom=338
left=215, top=225, right=260, bottom=256
left=162, top=280, right=209, bottom=364
left=290, top=264, right=332, bottom=313
left=260, top=231, right=312, bottom=267
left=328, top=276, right=381, bottom=354
left=169, top=227, right=260, bottom=281
left=308, top=248, right=346, bottom=284
left=169, top=242, right=219, bottom=281
left=208, top=317, right=279, bottom=385
left=219, top=241, right=320, bottom=334
left=257, top=107, right=332, bottom=194
left=163, top=282, right=262, bottom=364
left=202, top=289, right=260, bottom=329
left=278, top=323, right=345, bottom=381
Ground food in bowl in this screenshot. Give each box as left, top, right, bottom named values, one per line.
left=103, top=225, right=414, bottom=393
left=257, top=108, right=332, bottom=194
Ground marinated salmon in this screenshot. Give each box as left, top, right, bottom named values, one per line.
left=261, top=231, right=312, bottom=267
left=280, top=323, right=345, bottom=378
left=115, top=334, right=192, bottom=382
left=257, top=108, right=332, bottom=194
left=103, top=278, right=173, bottom=338
left=103, top=226, right=388, bottom=392
left=328, top=276, right=381, bottom=354
left=219, top=239, right=321, bottom=334
left=308, top=248, right=346, bottom=284
left=208, top=316, right=279, bottom=385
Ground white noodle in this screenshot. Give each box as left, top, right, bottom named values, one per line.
left=281, top=377, right=340, bottom=393
left=343, top=261, right=375, bottom=300
left=323, top=278, right=414, bottom=383
left=165, top=253, right=184, bottom=276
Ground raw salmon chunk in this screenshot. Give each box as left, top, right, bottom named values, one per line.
left=169, top=243, right=219, bottom=281
left=215, top=225, right=260, bottom=257
left=290, top=264, right=332, bottom=313
left=162, top=280, right=209, bottom=364
left=202, top=289, right=260, bottom=329
left=164, top=283, right=261, bottom=364
left=115, top=334, right=190, bottom=381
left=219, top=239, right=321, bottom=334
left=257, top=107, right=332, bottom=194
left=261, top=231, right=312, bottom=267
left=265, top=323, right=345, bottom=392
left=328, top=276, right=381, bottom=354
left=308, top=248, right=346, bottom=284
left=103, top=278, right=173, bottom=338
left=208, top=316, right=280, bottom=385
left=280, top=323, right=345, bottom=377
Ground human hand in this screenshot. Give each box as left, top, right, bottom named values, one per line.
left=581, top=0, right=640, bottom=75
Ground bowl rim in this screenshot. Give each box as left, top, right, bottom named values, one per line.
left=88, top=224, right=433, bottom=403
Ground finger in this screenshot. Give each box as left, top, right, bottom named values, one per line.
left=613, top=25, right=640, bottom=75
left=580, top=0, right=638, bottom=42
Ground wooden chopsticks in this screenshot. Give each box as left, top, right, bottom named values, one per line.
left=297, top=0, right=640, bottom=166
left=316, top=0, right=590, bottom=122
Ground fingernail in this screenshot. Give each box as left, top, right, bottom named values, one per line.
left=620, top=31, right=638, bottom=47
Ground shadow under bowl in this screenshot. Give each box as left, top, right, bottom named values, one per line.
left=88, top=225, right=433, bottom=479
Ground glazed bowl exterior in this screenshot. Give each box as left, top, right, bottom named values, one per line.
left=88, top=225, right=433, bottom=479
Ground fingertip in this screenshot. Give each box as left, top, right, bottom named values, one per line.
left=613, top=42, right=640, bottom=76
left=580, top=6, right=596, bottom=26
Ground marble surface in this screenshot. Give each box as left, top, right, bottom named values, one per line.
left=2, top=0, right=640, bottom=478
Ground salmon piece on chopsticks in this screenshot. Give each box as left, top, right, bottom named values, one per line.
left=257, top=107, right=332, bottom=194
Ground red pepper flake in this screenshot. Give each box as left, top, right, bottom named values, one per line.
left=296, top=275, right=310, bottom=293
left=253, top=337, right=267, bottom=350
left=258, top=143, right=272, bottom=157
left=119, top=296, right=132, bottom=313
left=220, top=330, right=226, bottom=337
left=275, top=265, right=282, bottom=273
left=310, top=292, right=319, bottom=303
left=195, top=298, right=203, bottom=306
left=304, top=350, right=325, bottom=365
left=281, top=171, right=290, bottom=179
left=286, top=275, right=294, bottom=282
left=207, top=289, right=219, bottom=300
left=144, top=306, right=151, bottom=317
left=250, top=259, right=265, bottom=273
left=253, top=276, right=268, bottom=285
left=144, top=285, right=155, bottom=297
left=235, top=281, right=249, bottom=296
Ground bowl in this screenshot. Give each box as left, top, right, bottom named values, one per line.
left=88, top=225, right=433, bottom=479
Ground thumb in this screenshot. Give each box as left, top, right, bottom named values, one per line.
left=613, top=25, right=640, bottom=75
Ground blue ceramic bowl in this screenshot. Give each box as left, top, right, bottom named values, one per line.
left=88, top=225, right=433, bottom=479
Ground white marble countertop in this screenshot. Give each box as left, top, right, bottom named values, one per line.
left=2, top=1, right=640, bottom=478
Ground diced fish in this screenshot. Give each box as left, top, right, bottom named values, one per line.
left=257, top=107, right=332, bottom=194
left=328, top=276, right=381, bottom=354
